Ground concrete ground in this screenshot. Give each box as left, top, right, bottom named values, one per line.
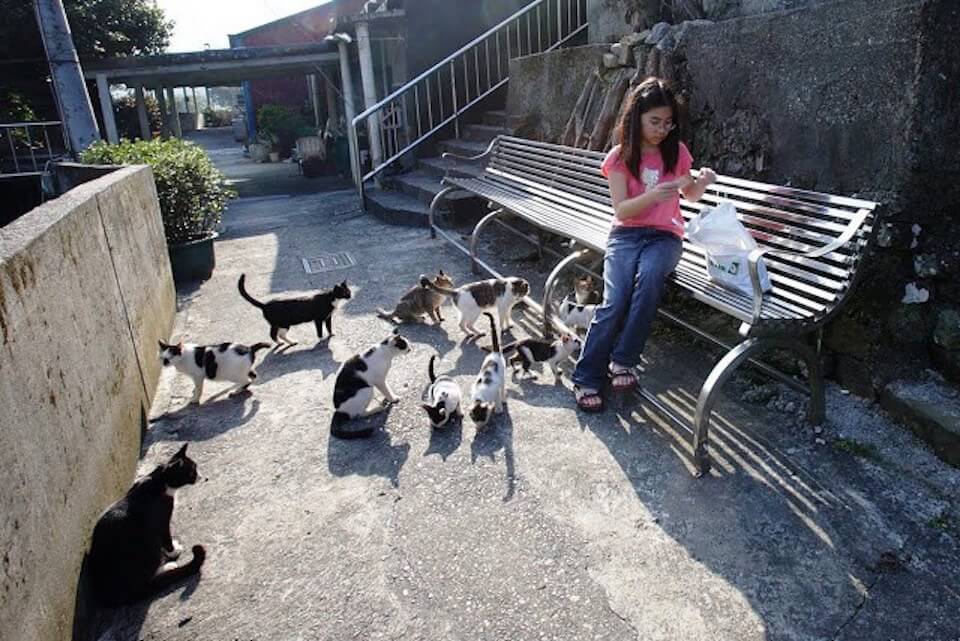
left=184, top=128, right=351, bottom=199
left=92, top=187, right=960, bottom=641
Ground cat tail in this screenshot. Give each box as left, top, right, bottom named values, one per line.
left=146, top=545, right=205, bottom=595
left=419, top=274, right=457, bottom=297
left=330, top=412, right=375, bottom=439
left=251, top=343, right=272, bottom=355
left=237, top=274, right=265, bottom=309
left=428, top=355, right=437, bottom=383
left=376, top=307, right=398, bottom=321
left=484, top=312, right=499, bottom=353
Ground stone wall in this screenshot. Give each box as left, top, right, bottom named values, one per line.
left=0, top=165, right=176, bottom=641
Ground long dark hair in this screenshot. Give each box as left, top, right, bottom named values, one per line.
left=615, top=77, right=683, bottom=178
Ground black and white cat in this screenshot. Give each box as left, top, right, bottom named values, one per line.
left=557, top=296, right=597, bottom=331
left=331, top=331, right=411, bottom=439
left=87, top=444, right=205, bottom=606
left=159, top=340, right=271, bottom=404
left=238, top=274, right=352, bottom=345
left=421, top=355, right=462, bottom=429
left=419, top=274, right=529, bottom=336
left=469, top=313, right=507, bottom=429
left=503, top=333, right=582, bottom=379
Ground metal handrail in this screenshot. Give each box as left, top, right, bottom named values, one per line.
left=349, top=0, right=587, bottom=207
left=0, top=121, right=68, bottom=177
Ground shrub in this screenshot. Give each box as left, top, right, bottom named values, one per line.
left=202, top=107, right=233, bottom=128
left=114, top=94, right=162, bottom=139
left=81, top=138, right=235, bottom=244
left=257, top=104, right=311, bottom=157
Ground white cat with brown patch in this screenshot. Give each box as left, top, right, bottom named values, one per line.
left=419, top=274, right=529, bottom=337
left=469, top=313, right=507, bottom=429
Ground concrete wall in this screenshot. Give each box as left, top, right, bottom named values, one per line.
left=0, top=165, right=175, bottom=641
left=506, top=44, right=609, bottom=142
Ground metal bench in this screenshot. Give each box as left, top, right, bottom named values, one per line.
left=428, top=135, right=878, bottom=477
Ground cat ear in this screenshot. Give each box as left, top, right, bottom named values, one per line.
left=340, top=280, right=348, bottom=288
left=158, top=340, right=168, bottom=350
left=174, top=443, right=188, bottom=459
left=438, top=269, right=445, bottom=276
left=177, top=338, right=184, bottom=350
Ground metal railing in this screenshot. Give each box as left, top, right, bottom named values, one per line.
left=349, top=0, right=588, bottom=206
left=0, top=121, right=68, bottom=177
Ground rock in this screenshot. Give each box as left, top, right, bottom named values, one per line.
left=834, top=354, right=879, bottom=400
left=602, top=53, right=620, bottom=69
left=886, top=306, right=928, bottom=344
left=880, top=380, right=960, bottom=467
left=934, top=309, right=960, bottom=349
left=610, top=42, right=623, bottom=56
left=914, top=253, right=940, bottom=278
left=702, top=0, right=725, bottom=16
left=621, top=32, right=646, bottom=47
left=646, top=22, right=671, bottom=45
left=824, top=315, right=877, bottom=356
left=902, top=282, right=930, bottom=304
left=617, top=43, right=634, bottom=66
left=930, top=344, right=960, bottom=385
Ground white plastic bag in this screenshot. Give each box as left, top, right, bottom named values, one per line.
left=685, top=201, right=772, bottom=297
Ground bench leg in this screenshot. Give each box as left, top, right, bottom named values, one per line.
left=692, top=336, right=825, bottom=477
left=542, top=249, right=591, bottom=338
left=428, top=187, right=457, bottom=240
left=470, top=208, right=505, bottom=275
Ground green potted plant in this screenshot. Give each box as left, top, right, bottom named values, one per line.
left=81, top=138, right=235, bottom=283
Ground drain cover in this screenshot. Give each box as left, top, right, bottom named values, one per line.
left=302, top=252, right=357, bottom=274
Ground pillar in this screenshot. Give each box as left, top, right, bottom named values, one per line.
left=95, top=73, right=119, bottom=144
left=135, top=86, right=150, bottom=139
left=355, top=21, right=383, bottom=172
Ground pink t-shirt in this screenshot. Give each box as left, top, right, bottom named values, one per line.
left=601, top=142, right=693, bottom=237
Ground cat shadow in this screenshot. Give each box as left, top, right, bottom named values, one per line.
left=326, top=407, right=410, bottom=488
left=423, top=415, right=464, bottom=461
left=254, top=341, right=337, bottom=383
left=469, top=405, right=516, bottom=502
left=391, top=321, right=458, bottom=359
left=71, top=553, right=202, bottom=641
left=148, top=397, right=261, bottom=442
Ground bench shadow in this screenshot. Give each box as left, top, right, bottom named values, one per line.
left=469, top=405, right=516, bottom=502
left=326, top=406, right=410, bottom=488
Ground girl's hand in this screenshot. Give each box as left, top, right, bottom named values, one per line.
left=650, top=181, right=680, bottom=202
left=697, top=167, right=717, bottom=186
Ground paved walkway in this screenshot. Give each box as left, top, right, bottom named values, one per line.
left=94, top=189, right=960, bottom=641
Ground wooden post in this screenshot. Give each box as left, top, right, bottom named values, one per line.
left=588, top=69, right=629, bottom=152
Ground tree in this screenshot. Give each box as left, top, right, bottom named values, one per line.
left=0, top=0, right=173, bottom=120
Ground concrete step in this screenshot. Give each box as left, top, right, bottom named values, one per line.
left=880, top=379, right=960, bottom=468
left=437, top=138, right=489, bottom=159
left=461, top=124, right=509, bottom=143
left=387, top=170, right=475, bottom=207
left=365, top=188, right=432, bottom=227
left=482, top=110, right=508, bottom=127
left=418, top=156, right=486, bottom=179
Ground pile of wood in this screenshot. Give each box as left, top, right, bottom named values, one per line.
left=561, top=27, right=678, bottom=151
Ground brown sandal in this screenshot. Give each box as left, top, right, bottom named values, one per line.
left=609, top=368, right=638, bottom=392
left=574, top=386, right=604, bottom=413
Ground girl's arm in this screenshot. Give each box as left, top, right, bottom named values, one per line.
left=609, top=171, right=681, bottom=221
left=679, top=168, right=717, bottom=202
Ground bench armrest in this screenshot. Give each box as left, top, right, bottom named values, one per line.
left=439, top=138, right=498, bottom=174
left=745, top=210, right=868, bottom=323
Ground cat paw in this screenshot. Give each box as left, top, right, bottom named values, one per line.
left=164, top=540, right=183, bottom=560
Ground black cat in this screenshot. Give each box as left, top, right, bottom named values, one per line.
left=238, top=274, right=352, bottom=345
left=87, top=444, right=205, bottom=606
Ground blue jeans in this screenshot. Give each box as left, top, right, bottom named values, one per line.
left=572, top=226, right=682, bottom=390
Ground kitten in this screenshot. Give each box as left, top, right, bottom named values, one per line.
left=469, top=312, right=506, bottom=429
left=419, top=274, right=529, bottom=336
left=421, top=355, right=462, bottom=429
left=377, top=271, right=454, bottom=324
left=159, top=340, right=270, bottom=404
left=503, top=333, right=582, bottom=379
left=331, top=330, right=411, bottom=439
left=87, top=444, right=205, bottom=606
left=238, top=274, right=352, bottom=345
left=557, top=296, right=597, bottom=331
left=574, top=274, right=601, bottom=305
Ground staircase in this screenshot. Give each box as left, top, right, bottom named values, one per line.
left=364, top=110, right=509, bottom=227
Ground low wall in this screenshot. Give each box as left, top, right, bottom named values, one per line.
left=0, top=165, right=175, bottom=641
